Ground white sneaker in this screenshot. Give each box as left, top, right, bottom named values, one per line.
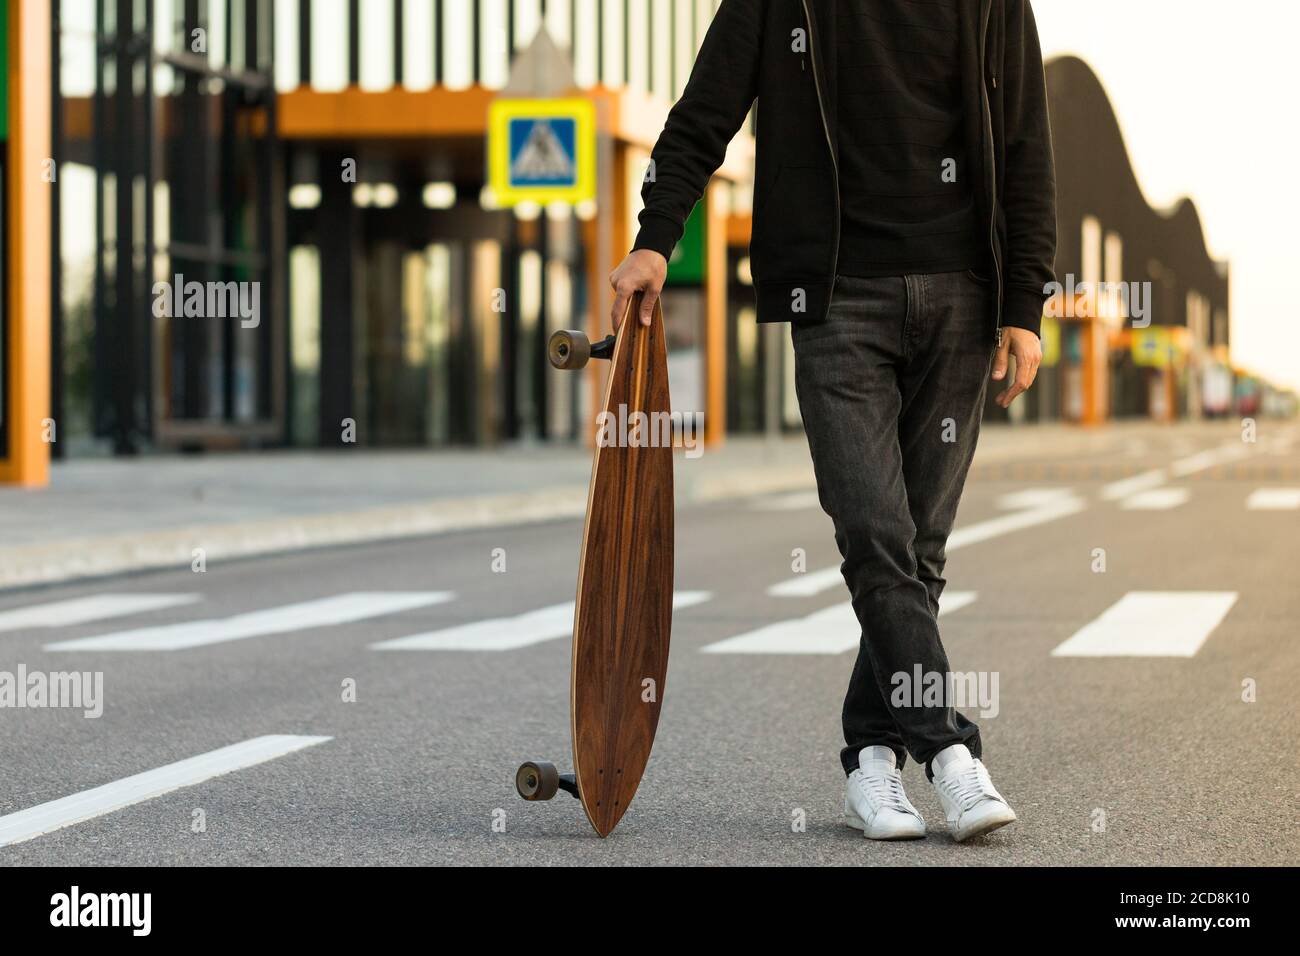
left=844, top=746, right=926, bottom=840
left=930, top=745, right=1017, bottom=842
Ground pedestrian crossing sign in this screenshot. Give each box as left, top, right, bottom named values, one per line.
left=488, top=98, right=596, bottom=206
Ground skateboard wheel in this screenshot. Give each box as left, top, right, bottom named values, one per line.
left=548, top=330, right=590, bottom=370
left=516, top=761, right=560, bottom=801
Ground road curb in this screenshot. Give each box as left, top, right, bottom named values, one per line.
left=0, top=463, right=818, bottom=592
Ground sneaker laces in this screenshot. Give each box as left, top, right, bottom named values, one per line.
left=942, top=759, right=1001, bottom=813
left=855, top=767, right=920, bottom=818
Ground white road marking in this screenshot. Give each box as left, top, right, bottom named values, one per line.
left=44, top=592, right=453, bottom=652
left=0, top=593, right=201, bottom=634
left=995, top=487, right=1078, bottom=510
left=702, top=591, right=976, bottom=655
left=749, top=491, right=822, bottom=511
left=767, top=494, right=1084, bottom=598
left=1050, top=591, right=1238, bottom=657
left=1246, top=488, right=1300, bottom=510
left=371, top=591, right=713, bottom=651
left=1120, top=487, right=1190, bottom=510
left=1103, top=442, right=1249, bottom=501
left=946, top=496, right=1085, bottom=549
left=1101, top=468, right=1167, bottom=501
left=1169, top=443, right=1249, bottom=478
left=0, top=735, right=331, bottom=847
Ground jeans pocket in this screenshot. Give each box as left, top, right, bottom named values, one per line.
left=966, top=268, right=993, bottom=285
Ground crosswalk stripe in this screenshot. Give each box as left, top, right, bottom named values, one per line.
left=1100, top=468, right=1166, bottom=501
left=0, top=593, right=201, bottom=634
left=749, top=491, right=822, bottom=511
left=702, top=591, right=976, bottom=655
left=1246, top=488, right=1300, bottom=510
left=1120, top=487, right=1190, bottom=510
left=371, top=591, right=713, bottom=651
left=1050, top=591, right=1238, bottom=657
left=768, top=493, right=1084, bottom=598
left=44, top=592, right=453, bottom=652
left=1169, top=443, right=1249, bottom=477
left=1101, top=442, right=1247, bottom=501
left=0, top=735, right=331, bottom=847
left=995, top=487, right=1078, bottom=510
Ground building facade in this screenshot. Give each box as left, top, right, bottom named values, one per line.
left=4, top=4, right=1291, bottom=485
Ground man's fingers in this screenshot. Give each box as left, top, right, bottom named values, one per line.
left=1016, top=359, right=1036, bottom=391
left=639, top=289, right=660, bottom=326
left=610, top=290, right=630, bottom=330
left=991, top=339, right=1011, bottom=381
left=996, top=353, right=1038, bottom=407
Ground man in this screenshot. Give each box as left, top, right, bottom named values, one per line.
left=609, top=0, right=1056, bottom=843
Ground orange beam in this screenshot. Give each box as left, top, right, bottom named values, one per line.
left=725, top=212, right=753, bottom=247
left=1, top=0, right=51, bottom=486
left=275, top=84, right=754, bottom=183
left=278, top=85, right=498, bottom=138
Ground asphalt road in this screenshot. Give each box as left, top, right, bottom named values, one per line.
left=1, top=422, right=1297, bottom=865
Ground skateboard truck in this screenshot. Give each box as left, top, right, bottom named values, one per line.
left=515, top=761, right=580, bottom=801
left=548, top=330, right=616, bottom=370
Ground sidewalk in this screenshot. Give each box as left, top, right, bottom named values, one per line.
left=0, top=422, right=1216, bottom=591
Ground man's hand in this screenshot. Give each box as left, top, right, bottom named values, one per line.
left=608, top=249, right=668, bottom=329
left=992, top=327, right=1042, bottom=408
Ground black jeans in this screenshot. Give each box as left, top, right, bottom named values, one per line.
left=791, top=271, right=995, bottom=776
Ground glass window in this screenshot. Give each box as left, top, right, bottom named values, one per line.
left=515, top=0, right=542, bottom=50
left=403, top=0, right=434, bottom=90
left=628, top=0, right=649, bottom=94
left=442, top=0, right=473, bottom=90
left=209, top=0, right=228, bottom=70
left=651, top=0, right=671, bottom=101
left=602, top=0, right=624, bottom=86
left=360, top=0, right=395, bottom=90
left=546, top=0, right=572, bottom=50
left=673, top=0, right=693, bottom=97
left=274, top=0, right=300, bottom=91
left=573, top=0, right=598, bottom=88
left=290, top=246, right=322, bottom=446
left=312, top=0, right=349, bottom=91
left=480, top=0, right=510, bottom=88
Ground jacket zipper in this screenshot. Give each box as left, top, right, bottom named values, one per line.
left=801, top=0, right=840, bottom=300
left=980, top=0, right=1005, bottom=346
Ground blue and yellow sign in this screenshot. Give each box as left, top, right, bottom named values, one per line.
left=1131, top=327, right=1175, bottom=368
left=488, top=98, right=596, bottom=207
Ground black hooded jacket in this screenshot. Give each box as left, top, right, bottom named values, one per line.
left=632, top=0, right=1058, bottom=341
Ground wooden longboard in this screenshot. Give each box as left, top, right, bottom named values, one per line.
left=571, top=296, right=674, bottom=836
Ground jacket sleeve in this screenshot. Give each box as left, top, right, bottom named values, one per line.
left=999, top=0, right=1058, bottom=337
left=631, top=0, right=764, bottom=260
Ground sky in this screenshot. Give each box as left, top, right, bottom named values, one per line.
left=1032, top=0, right=1300, bottom=391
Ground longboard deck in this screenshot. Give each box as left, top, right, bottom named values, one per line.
left=570, top=296, right=674, bottom=837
